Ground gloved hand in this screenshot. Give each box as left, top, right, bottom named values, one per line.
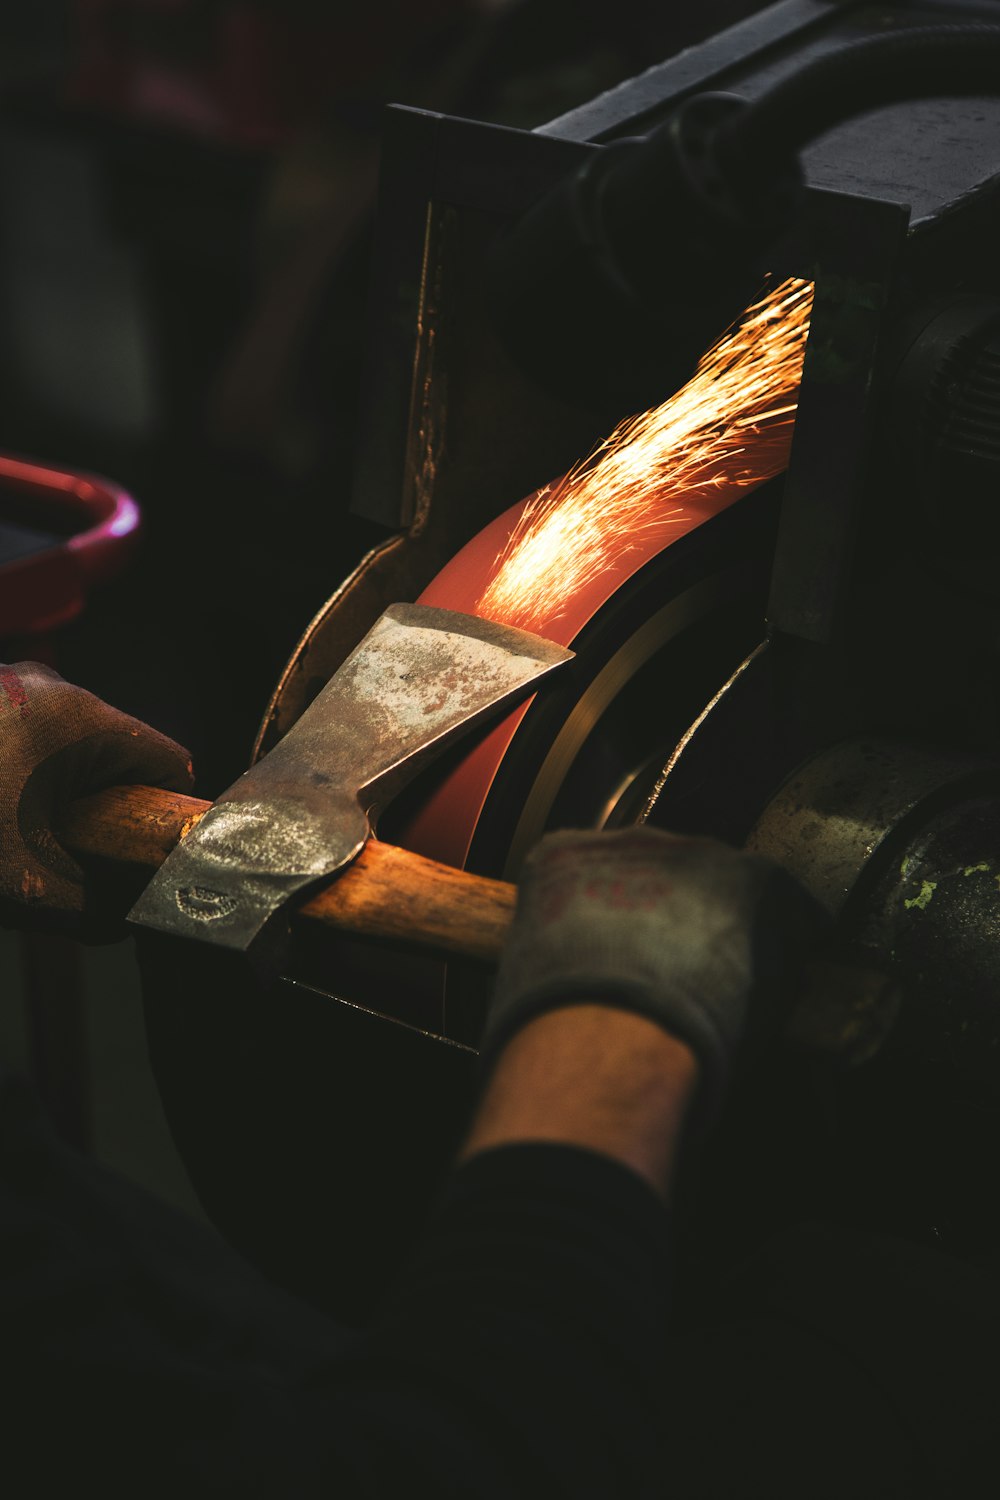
left=482, top=827, right=825, bottom=1120
left=0, top=663, right=193, bottom=923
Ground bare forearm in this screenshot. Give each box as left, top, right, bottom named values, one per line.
left=461, top=1004, right=699, bottom=1197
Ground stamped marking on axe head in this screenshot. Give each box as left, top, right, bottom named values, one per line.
left=128, top=603, right=573, bottom=967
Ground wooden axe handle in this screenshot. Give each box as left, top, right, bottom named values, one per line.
left=60, top=784, right=516, bottom=963
left=60, top=787, right=899, bottom=1064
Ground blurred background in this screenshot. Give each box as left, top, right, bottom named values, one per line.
left=0, top=0, right=764, bottom=1210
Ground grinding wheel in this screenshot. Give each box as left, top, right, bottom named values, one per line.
left=141, top=480, right=780, bottom=1317
left=378, top=480, right=781, bottom=1042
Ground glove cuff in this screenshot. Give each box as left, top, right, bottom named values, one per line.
left=480, top=974, right=730, bottom=1125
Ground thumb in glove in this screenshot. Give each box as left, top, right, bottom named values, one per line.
left=0, top=663, right=193, bottom=920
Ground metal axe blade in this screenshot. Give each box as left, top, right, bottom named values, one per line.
left=127, top=603, right=573, bottom=966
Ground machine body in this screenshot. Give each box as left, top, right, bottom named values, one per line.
left=135, top=0, right=1000, bottom=1312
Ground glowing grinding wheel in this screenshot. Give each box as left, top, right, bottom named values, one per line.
left=399, top=487, right=755, bottom=870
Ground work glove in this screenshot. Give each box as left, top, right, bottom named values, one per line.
left=482, top=827, right=825, bottom=1121
left=0, top=663, right=193, bottom=926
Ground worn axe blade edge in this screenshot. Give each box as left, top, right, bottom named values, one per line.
left=127, top=603, right=573, bottom=967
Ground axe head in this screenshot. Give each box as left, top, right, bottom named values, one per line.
left=127, top=603, right=572, bottom=969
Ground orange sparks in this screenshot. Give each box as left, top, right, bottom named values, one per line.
left=476, top=276, right=814, bottom=633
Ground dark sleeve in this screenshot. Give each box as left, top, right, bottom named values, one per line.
left=0, top=1067, right=669, bottom=1498
left=316, top=1144, right=671, bottom=1500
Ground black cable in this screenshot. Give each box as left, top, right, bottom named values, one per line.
left=715, top=24, right=1000, bottom=190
